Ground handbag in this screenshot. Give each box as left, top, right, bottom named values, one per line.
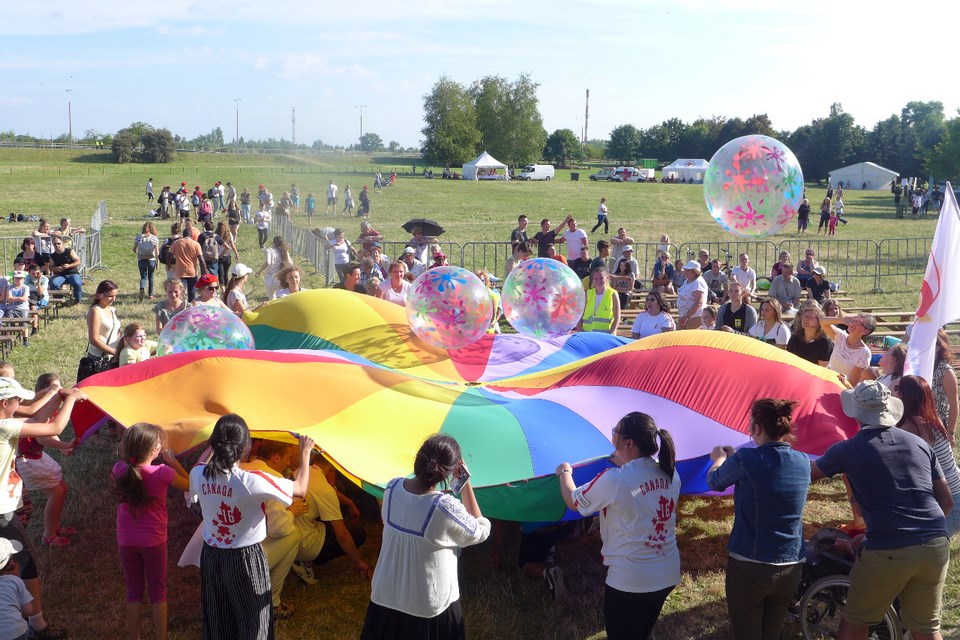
left=76, top=354, right=117, bottom=382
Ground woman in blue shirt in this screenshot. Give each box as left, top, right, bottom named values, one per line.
left=707, top=398, right=810, bottom=640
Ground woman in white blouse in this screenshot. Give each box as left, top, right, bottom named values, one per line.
left=749, top=299, right=790, bottom=348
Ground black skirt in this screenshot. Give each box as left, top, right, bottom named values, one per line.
left=360, top=599, right=465, bottom=640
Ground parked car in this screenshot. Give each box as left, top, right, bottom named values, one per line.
left=518, top=164, right=555, bottom=181
left=589, top=168, right=617, bottom=181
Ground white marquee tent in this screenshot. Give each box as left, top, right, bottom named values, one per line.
left=828, top=162, right=898, bottom=190
left=662, top=159, right=709, bottom=183
left=462, top=151, right=509, bottom=181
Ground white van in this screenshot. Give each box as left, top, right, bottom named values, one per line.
left=519, top=164, right=555, bottom=181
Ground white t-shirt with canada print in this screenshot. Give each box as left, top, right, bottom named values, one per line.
left=189, top=464, right=293, bottom=548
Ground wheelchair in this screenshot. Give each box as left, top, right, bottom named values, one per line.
left=790, top=528, right=902, bottom=640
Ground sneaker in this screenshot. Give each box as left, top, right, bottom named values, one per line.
left=290, top=560, right=317, bottom=585
left=27, top=625, right=69, bottom=639
left=544, top=566, right=567, bottom=601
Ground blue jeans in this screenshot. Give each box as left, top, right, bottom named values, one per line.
left=51, top=273, right=83, bottom=303
left=181, top=276, right=198, bottom=302
left=138, top=258, right=157, bottom=297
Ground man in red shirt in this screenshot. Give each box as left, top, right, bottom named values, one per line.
left=170, top=229, right=207, bottom=301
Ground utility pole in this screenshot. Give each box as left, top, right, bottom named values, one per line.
left=356, top=104, right=367, bottom=145
left=66, top=89, right=73, bottom=147
left=234, top=98, right=241, bottom=146
left=583, top=89, right=589, bottom=144
left=291, top=107, right=296, bottom=146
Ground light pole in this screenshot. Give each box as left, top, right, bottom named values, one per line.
left=66, top=89, right=72, bottom=147
left=234, top=98, right=241, bottom=147
left=355, top=104, right=367, bottom=145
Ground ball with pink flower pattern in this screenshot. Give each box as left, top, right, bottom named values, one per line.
left=405, top=266, right=494, bottom=350
left=157, top=305, right=255, bottom=355
left=501, top=258, right=586, bottom=339
left=703, top=134, right=804, bottom=238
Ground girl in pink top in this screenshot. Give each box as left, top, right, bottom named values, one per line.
left=112, top=423, right=189, bottom=640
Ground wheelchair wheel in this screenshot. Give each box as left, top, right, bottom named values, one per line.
left=799, top=575, right=902, bottom=640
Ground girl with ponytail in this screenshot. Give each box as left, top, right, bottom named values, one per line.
left=556, top=412, right=680, bottom=640
left=707, top=398, right=811, bottom=640
left=361, top=434, right=491, bottom=639
left=113, top=422, right=189, bottom=640
left=189, top=414, right=314, bottom=638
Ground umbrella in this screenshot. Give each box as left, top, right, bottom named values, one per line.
left=402, top=218, right=444, bottom=237
left=72, top=332, right=856, bottom=521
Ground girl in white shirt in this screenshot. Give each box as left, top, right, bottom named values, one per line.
left=748, top=299, right=790, bottom=347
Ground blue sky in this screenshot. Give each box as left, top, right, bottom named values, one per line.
left=2, top=0, right=958, bottom=149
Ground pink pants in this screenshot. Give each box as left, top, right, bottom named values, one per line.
left=119, top=544, right=167, bottom=603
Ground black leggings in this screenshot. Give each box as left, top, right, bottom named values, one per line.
left=592, top=216, right=609, bottom=234
left=604, top=584, right=674, bottom=640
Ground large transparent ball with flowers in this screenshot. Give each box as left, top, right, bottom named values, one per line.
left=501, top=258, right=586, bottom=339
left=703, top=135, right=804, bottom=238
left=157, top=306, right=256, bottom=356
left=405, top=266, right=494, bottom=350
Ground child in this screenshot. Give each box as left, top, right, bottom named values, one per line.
left=828, top=208, right=839, bottom=236
left=16, top=373, right=77, bottom=547
left=188, top=414, right=314, bottom=636
left=699, top=305, right=718, bottom=330
left=113, top=422, right=189, bottom=640
left=118, top=323, right=157, bottom=366
left=0, top=537, right=36, bottom=640
left=0, top=377, right=85, bottom=640
left=305, top=193, right=316, bottom=225
left=4, top=272, right=30, bottom=346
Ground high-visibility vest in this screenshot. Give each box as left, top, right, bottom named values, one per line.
left=582, top=287, right=615, bottom=332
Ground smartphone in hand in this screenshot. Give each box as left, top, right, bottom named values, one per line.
left=449, top=465, right=471, bottom=495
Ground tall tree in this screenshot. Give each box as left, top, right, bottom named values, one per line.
left=606, top=124, right=642, bottom=164
left=471, top=76, right=511, bottom=160
left=901, top=100, right=945, bottom=177
left=141, top=128, right=176, bottom=163
left=927, top=112, right=960, bottom=180
left=866, top=115, right=904, bottom=171
left=111, top=131, right=136, bottom=164
left=421, top=76, right=480, bottom=168
left=543, top=129, right=583, bottom=167
left=471, top=74, right=546, bottom=167
left=359, top=132, right=384, bottom=152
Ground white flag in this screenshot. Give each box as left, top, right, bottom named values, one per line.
left=905, top=182, right=960, bottom=382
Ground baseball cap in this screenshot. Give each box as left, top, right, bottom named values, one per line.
left=0, top=537, right=23, bottom=569
left=622, top=245, right=634, bottom=252
left=403, top=247, right=416, bottom=255
left=0, top=377, right=35, bottom=401
left=196, top=274, right=219, bottom=289
left=231, top=263, right=253, bottom=278
left=12, top=271, right=26, bottom=279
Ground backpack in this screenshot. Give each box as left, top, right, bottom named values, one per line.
left=192, top=193, right=200, bottom=207
left=201, top=232, right=219, bottom=263
left=158, top=238, right=174, bottom=266
left=207, top=187, right=218, bottom=199
left=136, top=235, right=156, bottom=260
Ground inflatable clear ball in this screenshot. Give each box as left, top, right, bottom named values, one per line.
left=405, top=267, right=494, bottom=350
left=501, top=258, right=585, bottom=339
left=157, top=305, right=256, bottom=356
left=703, top=134, right=804, bottom=238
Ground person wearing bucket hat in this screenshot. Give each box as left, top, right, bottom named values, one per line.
left=0, top=379, right=86, bottom=639
left=811, top=380, right=953, bottom=640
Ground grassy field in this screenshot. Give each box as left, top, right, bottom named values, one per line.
left=0, top=149, right=955, bottom=640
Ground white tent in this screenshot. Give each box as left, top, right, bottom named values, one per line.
left=828, top=162, right=898, bottom=191
left=662, top=159, right=709, bottom=183
left=462, top=151, right=509, bottom=181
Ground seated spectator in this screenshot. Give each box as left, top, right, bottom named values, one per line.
left=545, top=243, right=567, bottom=265
left=729, top=253, right=757, bottom=300
left=570, top=247, right=593, bottom=280
left=651, top=251, right=674, bottom=294
left=610, top=257, right=637, bottom=308
left=795, top=249, right=820, bottom=287
left=749, top=299, right=790, bottom=348
left=118, top=323, right=157, bottom=366
left=822, top=298, right=843, bottom=326
left=25, top=263, right=48, bottom=309
left=715, top=281, right=757, bottom=335
left=786, top=302, right=833, bottom=366
left=696, top=249, right=711, bottom=273
left=820, top=313, right=875, bottom=385
left=276, top=267, right=305, bottom=298
left=380, top=262, right=410, bottom=305
left=408, top=227, right=438, bottom=264
left=770, top=251, right=791, bottom=280
left=671, top=258, right=687, bottom=292
left=611, top=246, right=639, bottom=285
left=333, top=263, right=365, bottom=293
left=15, top=237, right=48, bottom=275
left=876, top=343, right=906, bottom=390
left=768, top=264, right=802, bottom=314
left=369, top=243, right=391, bottom=276
left=591, top=240, right=611, bottom=273
left=702, top=259, right=729, bottom=304
left=429, top=248, right=449, bottom=269
left=630, top=291, right=675, bottom=339
left=358, top=258, right=384, bottom=291
left=4, top=271, right=30, bottom=329
left=400, top=246, right=426, bottom=281
left=805, top=266, right=831, bottom=304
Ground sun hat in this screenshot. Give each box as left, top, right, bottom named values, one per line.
left=682, top=260, right=701, bottom=271
left=622, top=245, right=634, bottom=252
left=231, top=263, right=253, bottom=278
left=840, top=380, right=903, bottom=427
left=812, top=266, right=826, bottom=276
left=0, top=377, right=36, bottom=401
left=196, top=273, right=219, bottom=289
left=0, top=537, right=23, bottom=569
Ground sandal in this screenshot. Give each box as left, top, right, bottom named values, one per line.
left=41, top=534, right=71, bottom=547
left=273, top=602, right=295, bottom=620
left=56, top=527, right=77, bottom=537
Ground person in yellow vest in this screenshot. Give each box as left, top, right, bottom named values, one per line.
left=579, top=266, right=621, bottom=334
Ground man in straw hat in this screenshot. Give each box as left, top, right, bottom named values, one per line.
left=811, top=380, right=953, bottom=640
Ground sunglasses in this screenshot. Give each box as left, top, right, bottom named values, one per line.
left=204, top=285, right=218, bottom=291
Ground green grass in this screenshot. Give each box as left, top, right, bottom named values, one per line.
left=0, top=150, right=955, bottom=639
